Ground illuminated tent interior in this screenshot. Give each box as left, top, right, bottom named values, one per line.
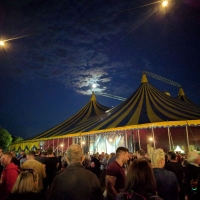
left=10, top=73, right=200, bottom=154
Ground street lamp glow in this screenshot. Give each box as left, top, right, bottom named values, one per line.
left=162, top=0, right=168, bottom=7
left=92, top=84, right=96, bottom=89
left=0, top=41, right=4, bottom=46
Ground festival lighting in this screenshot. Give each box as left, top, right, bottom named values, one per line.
left=109, top=138, right=113, bottom=142
left=60, top=144, right=64, bottom=147
left=0, top=41, right=4, bottom=46
left=149, top=137, right=153, bottom=141
left=82, top=141, right=85, bottom=145
left=162, top=0, right=168, bottom=7
left=174, top=146, right=184, bottom=153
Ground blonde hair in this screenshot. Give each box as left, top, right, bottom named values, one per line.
left=149, top=148, right=165, bottom=167
left=187, top=151, right=199, bottom=163
left=67, top=144, right=83, bottom=164
left=12, top=169, right=39, bottom=194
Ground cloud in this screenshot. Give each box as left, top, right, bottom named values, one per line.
left=1, top=1, right=154, bottom=96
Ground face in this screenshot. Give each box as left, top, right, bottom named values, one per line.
left=122, top=152, right=129, bottom=164
left=1, top=154, right=11, bottom=167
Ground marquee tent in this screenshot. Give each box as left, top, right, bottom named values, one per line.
left=10, top=73, right=200, bottom=153
left=9, top=93, right=110, bottom=152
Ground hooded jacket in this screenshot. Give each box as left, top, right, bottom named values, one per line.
left=0, top=162, right=20, bottom=200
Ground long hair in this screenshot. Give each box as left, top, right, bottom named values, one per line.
left=12, top=169, right=39, bottom=194
left=123, top=159, right=156, bottom=198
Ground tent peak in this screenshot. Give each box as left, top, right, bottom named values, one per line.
left=178, top=87, right=185, bottom=96
left=141, top=73, right=148, bottom=83
left=90, top=92, right=96, bottom=101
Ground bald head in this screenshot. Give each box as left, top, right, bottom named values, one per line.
left=66, top=144, right=84, bottom=164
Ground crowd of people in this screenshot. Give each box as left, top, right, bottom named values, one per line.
left=0, top=145, right=200, bottom=200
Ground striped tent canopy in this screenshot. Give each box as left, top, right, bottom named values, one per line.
left=54, top=73, right=200, bottom=137
left=175, top=87, right=200, bottom=107
left=29, top=92, right=110, bottom=140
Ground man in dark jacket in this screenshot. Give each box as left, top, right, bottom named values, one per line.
left=185, top=151, right=200, bottom=200
left=48, top=144, right=103, bottom=200
left=0, top=152, right=20, bottom=200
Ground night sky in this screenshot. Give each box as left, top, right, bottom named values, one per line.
left=0, top=0, right=200, bottom=139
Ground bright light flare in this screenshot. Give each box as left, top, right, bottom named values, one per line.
left=109, top=138, right=113, bottom=142
left=0, top=41, right=4, bottom=46
left=92, top=84, right=96, bottom=89
left=82, top=141, right=85, bottom=145
left=60, top=144, right=64, bottom=147
left=162, top=0, right=168, bottom=7
left=149, top=137, right=153, bottom=141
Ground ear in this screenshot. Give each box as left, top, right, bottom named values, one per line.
left=81, top=155, right=85, bottom=163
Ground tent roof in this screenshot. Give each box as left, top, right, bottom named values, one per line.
left=53, top=73, right=200, bottom=137
left=29, top=92, right=110, bottom=140
left=175, top=87, right=199, bottom=107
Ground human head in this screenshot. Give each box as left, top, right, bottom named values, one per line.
left=187, top=151, right=200, bottom=165
left=26, top=151, right=35, bottom=160
left=149, top=148, right=165, bottom=168
left=66, top=144, right=84, bottom=164
left=47, top=148, right=53, bottom=155
left=1, top=152, right=12, bottom=167
left=0, top=147, right=3, bottom=155
left=12, top=168, right=39, bottom=194
left=137, top=149, right=145, bottom=159
left=35, top=149, right=41, bottom=155
left=123, top=159, right=156, bottom=197
left=11, top=151, right=16, bottom=157
left=167, top=151, right=176, bottom=161
left=116, top=147, right=129, bottom=164
left=20, top=151, right=25, bottom=155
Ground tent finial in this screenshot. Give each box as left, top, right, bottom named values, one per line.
left=178, top=87, right=185, bottom=96
left=90, top=92, right=96, bottom=101
left=141, top=72, right=148, bottom=83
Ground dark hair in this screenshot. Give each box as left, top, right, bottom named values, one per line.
left=168, top=151, right=176, bottom=160
left=123, top=159, right=156, bottom=198
left=47, top=148, right=53, bottom=155
left=137, top=149, right=145, bottom=156
left=116, top=147, right=128, bottom=158
left=27, top=151, right=35, bottom=156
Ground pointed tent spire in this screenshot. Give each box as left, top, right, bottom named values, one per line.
left=90, top=92, right=96, bottom=101
left=178, top=87, right=185, bottom=96
left=141, top=73, right=148, bottom=83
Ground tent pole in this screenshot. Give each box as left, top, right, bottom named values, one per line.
left=53, top=140, right=54, bottom=151
left=105, top=134, right=107, bottom=153
left=137, top=129, right=141, bottom=149
left=186, top=126, right=190, bottom=152
left=68, top=137, right=69, bottom=149
left=62, top=138, right=65, bottom=153
left=48, top=140, right=49, bottom=148
left=167, top=126, right=171, bottom=150
left=152, top=127, right=156, bottom=149
left=125, top=131, right=128, bottom=149
left=57, top=139, right=59, bottom=155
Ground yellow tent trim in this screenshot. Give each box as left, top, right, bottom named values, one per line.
left=19, top=119, right=200, bottom=142
left=141, top=73, right=148, bottom=83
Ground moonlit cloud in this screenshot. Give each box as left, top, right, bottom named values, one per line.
left=1, top=0, right=156, bottom=97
